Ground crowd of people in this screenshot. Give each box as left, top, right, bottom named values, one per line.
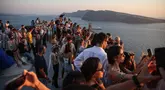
left=0, top=15, right=165, bottom=90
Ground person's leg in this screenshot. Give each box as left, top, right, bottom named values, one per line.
left=15, top=50, right=27, bottom=65
left=12, top=51, right=21, bottom=67
left=24, top=52, right=34, bottom=65
left=30, top=43, right=36, bottom=57
left=27, top=43, right=31, bottom=53
left=52, top=65, right=56, bottom=81
left=59, top=57, right=64, bottom=78
left=53, top=64, right=59, bottom=88
left=6, top=50, right=20, bottom=66
left=43, top=39, right=47, bottom=47
left=33, top=37, right=36, bottom=47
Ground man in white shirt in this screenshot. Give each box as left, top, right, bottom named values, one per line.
left=74, top=32, right=108, bottom=71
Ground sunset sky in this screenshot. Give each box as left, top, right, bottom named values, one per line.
left=0, top=0, right=165, bottom=19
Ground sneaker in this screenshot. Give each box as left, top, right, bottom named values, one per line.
left=17, top=64, right=22, bottom=67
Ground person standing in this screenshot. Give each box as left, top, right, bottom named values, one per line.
left=60, top=35, right=76, bottom=65
left=19, top=25, right=27, bottom=33
left=49, top=46, right=59, bottom=88
left=27, top=27, right=35, bottom=57
left=5, top=21, right=10, bottom=28
left=35, top=18, right=41, bottom=25
left=74, top=32, right=108, bottom=71
left=74, top=32, right=108, bottom=85
left=56, top=23, right=61, bottom=41
left=0, top=20, right=4, bottom=32
left=42, top=30, right=47, bottom=47
left=5, top=21, right=10, bottom=34
left=60, top=35, right=76, bottom=77
left=34, top=45, right=50, bottom=86
left=31, top=20, right=35, bottom=27
left=0, top=30, right=9, bottom=50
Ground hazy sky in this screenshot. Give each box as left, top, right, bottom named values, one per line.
left=0, top=0, right=165, bottom=19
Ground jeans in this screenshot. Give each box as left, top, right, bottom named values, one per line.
left=23, top=52, right=34, bottom=65
left=63, top=58, right=74, bottom=72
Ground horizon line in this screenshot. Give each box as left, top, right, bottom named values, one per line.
left=0, top=9, right=165, bottom=20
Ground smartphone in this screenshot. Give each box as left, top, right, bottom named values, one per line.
left=5, top=74, right=26, bottom=90
left=147, top=49, right=153, bottom=57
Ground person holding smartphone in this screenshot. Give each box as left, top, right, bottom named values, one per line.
left=5, top=70, right=50, bottom=90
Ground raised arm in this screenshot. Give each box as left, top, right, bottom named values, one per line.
left=106, top=75, right=160, bottom=90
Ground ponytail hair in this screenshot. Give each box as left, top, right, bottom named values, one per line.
left=64, top=43, right=71, bottom=54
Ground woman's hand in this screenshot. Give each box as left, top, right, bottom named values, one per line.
left=148, top=60, right=156, bottom=74
left=18, top=70, right=40, bottom=90
left=138, top=57, right=156, bottom=76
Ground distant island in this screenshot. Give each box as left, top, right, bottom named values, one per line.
left=63, top=10, right=165, bottom=24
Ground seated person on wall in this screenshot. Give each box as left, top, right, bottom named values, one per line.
left=18, top=38, right=33, bottom=64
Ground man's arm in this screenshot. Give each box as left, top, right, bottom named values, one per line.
left=39, top=68, right=48, bottom=79
left=73, top=51, right=85, bottom=71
